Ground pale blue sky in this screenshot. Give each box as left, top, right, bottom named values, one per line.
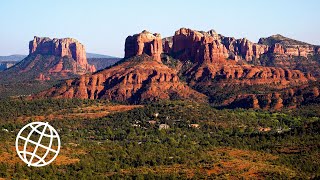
left=0, top=0, right=319, bottom=57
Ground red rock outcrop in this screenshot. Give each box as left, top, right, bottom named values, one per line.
left=221, top=37, right=269, bottom=61
left=259, top=34, right=317, bottom=58
left=238, top=38, right=269, bottom=61
left=270, top=43, right=285, bottom=54
left=172, top=28, right=228, bottom=63
left=29, top=36, right=95, bottom=73
left=221, top=85, right=320, bottom=110
left=168, top=29, right=320, bottom=76
left=163, top=37, right=173, bottom=54
left=36, top=73, right=50, bottom=81
left=185, top=62, right=313, bottom=88
left=35, top=55, right=207, bottom=103
left=125, top=30, right=163, bottom=62
left=197, top=36, right=229, bottom=63
left=171, top=28, right=271, bottom=63
left=259, top=38, right=320, bottom=77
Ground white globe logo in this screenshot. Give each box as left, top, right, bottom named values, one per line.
left=15, top=122, right=61, bottom=167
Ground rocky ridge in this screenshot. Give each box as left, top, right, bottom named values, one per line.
left=164, top=28, right=320, bottom=64
left=35, top=28, right=319, bottom=109
left=35, top=55, right=207, bottom=103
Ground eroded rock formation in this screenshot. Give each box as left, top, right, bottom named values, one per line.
left=125, top=30, right=163, bottom=62
left=171, top=28, right=228, bottom=63
left=166, top=28, right=320, bottom=77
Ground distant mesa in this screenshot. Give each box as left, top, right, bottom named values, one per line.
left=0, top=61, right=16, bottom=71
left=86, top=53, right=118, bottom=59
left=29, top=36, right=96, bottom=74
left=0, top=55, right=27, bottom=62
left=87, top=58, right=120, bottom=71
left=86, top=53, right=120, bottom=71
left=0, top=53, right=118, bottom=71
left=0, top=36, right=96, bottom=83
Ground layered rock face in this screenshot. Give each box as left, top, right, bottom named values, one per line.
left=29, top=36, right=95, bottom=73
left=222, top=85, right=320, bottom=110
left=125, top=30, right=163, bottom=62
left=171, top=28, right=228, bottom=63
left=168, top=28, right=313, bottom=87
left=170, top=28, right=271, bottom=63
left=165, top=28, right=315, bottom=110
left=185, top=62, right=313, bottom=89
left=166, top=28, right=320, bottom=70
left=258, top=35, right=320, bottom=76
left=258, top=34, right=317, bottom=58
left=221, top=37, right=269, bottom=61
left=35, top=55, right=207, bottom=103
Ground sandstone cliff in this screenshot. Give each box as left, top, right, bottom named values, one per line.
left=125, top=30, right=163, bottom=62
left=221, top=37, right=269, bottom=61
left=171, top=28, right=228, bottom=63
left=167, top=28, right=313, bottom=86
left=170, top=28, right=271, bottom=63
left=162, top=36, right=173, bottom=54
left=165, top=28, right=320, bottom=77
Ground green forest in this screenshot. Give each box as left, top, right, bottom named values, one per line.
left=0, top=99, right=319, bottom=179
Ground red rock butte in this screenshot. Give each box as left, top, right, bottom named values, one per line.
left=29, top=36, right=96, bottom=73
left=125, top=30, right=163, bottom=62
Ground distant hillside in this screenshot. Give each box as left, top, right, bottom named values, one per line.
left=258, top=34, right=312, bottom=46
left=87, top=58, right=121, bottom=70
left=0, top=55, right=26, bottom=62
left=86, top=53, right=118, bottom=59
left=0, top=61, right=17, bottom=71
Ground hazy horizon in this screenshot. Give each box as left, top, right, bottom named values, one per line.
left=1, top=0, right=319, bottom=57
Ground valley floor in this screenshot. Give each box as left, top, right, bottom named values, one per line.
left=0, top=99, right=319, bottom=179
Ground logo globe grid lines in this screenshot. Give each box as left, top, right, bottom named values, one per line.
left=15, top=122, right=61, bottom=167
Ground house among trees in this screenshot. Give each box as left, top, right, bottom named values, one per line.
left=189, top=124, right=200, bottom=128
left=148, top=120, right=157, bottom=125
left=159, top=124, right=170, bottom=130
left=258, top=127, right=271, bottom=132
